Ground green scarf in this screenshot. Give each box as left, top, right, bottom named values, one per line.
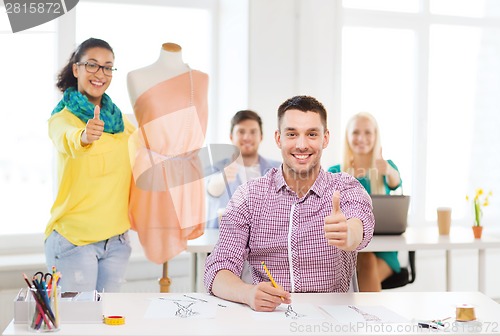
left=52, top=87, right=124, bottom=134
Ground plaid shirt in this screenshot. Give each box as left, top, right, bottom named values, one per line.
left=204, top=167, right=374, bottom=293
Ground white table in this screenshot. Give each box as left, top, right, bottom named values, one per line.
left=3, top=292, right=500, bottom=335
left=187, top=227, right=500, bottom=293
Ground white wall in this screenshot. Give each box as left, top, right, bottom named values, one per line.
left=247, top=0, right=341, bottom=166
left=212, top=0, right=250, bottom=144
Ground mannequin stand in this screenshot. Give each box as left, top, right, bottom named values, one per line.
left=159, top=262, right=171, bottom=292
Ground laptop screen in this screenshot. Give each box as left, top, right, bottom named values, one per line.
left=371, top=195, right=410, bottom=235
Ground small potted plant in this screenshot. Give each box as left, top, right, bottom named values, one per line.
left=466, top=188, right=493, bottom=239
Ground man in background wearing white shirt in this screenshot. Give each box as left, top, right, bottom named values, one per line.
left=206, top=110, right=280, bottom=228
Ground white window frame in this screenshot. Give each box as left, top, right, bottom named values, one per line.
left=338, top=0, right=500, bottom=226
left=0, top=0, right=218, bottom=254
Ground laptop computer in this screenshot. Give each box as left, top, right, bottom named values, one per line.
left=371, top=195, right=410, bottom=235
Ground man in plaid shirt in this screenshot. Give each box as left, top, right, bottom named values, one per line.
left=204, top=95, right=374, bottom=312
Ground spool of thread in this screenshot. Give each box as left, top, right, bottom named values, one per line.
left=456, top=304, right=476, bottom=322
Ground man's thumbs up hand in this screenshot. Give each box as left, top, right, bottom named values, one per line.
left=81, top=105, right=105, bottom=146
left=324, top=191, right=350, bottom=248
left=331, top=190, right=341, bottom=215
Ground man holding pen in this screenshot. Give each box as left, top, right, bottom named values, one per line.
left=204, top=95, right=374, bottom=312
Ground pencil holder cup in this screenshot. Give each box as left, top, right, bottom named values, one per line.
left=27, top=286, right=61, bottom=332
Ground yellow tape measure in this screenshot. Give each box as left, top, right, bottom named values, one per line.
left=103, top=315, right=125, bottom=325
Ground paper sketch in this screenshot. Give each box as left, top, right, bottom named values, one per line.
left=320, top=305, right=409, bottom=324
left=285, top=305, right=306, bottom=319
left=183, top=294, right=228, bottom=307
left=174, top=302, right=199, bottom=318
left=144, top=296, right=217, bottom=319
left=252, top=304, right=326, bottom=321
left=348, top=305, right=382, bottom=322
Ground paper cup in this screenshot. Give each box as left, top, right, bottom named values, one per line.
left=437, top=207, right=452, bottom=235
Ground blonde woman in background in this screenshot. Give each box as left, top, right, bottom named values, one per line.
left=328, top=112, right=402, bottom=291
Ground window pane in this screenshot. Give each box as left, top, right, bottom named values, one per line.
left=341, top=27, right=415, bottom=197
left=430, top=0, right=500, bottom=18
left=427, top=25, right=478, bottom=221
left=342, top=0, right=419, bottom=13
left=427, top=24, right=500, bottom=223
left=0, top=3, right=12, bottom=31
left=469, top=27, right=500, bottom=225
left=75, top=3, right=212, bottom=117
left=0, top=33, right=57, bottom=235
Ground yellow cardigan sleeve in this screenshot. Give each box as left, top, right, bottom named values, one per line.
left=48, top=109, right=93, bottom=158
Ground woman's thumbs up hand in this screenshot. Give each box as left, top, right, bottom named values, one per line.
left=81, top=105, right=105, bottom=146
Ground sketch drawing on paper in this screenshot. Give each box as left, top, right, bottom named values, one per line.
left=251, top=303, right=325, bottom=321
left=285, top=305, right=306, bottom=319
left=174, top=301, right=200, bottom=318
left=348, top=305, right=381, bottom=322
left=156, top=297, right=201, bottom=318
left=145, top=296, right=217, bottom=319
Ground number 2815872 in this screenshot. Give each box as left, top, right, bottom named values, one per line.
left=5, top=2, right=62, bottom=14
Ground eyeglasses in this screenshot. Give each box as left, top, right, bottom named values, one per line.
left=75, top=61, right=117, bottom=76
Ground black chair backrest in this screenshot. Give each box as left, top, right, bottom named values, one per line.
left=381, top=251, right=416, bottom=290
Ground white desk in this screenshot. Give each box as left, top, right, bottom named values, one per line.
left=187, top=227, right=500, bottom=293
left=3, top=292, right=500, bottom=335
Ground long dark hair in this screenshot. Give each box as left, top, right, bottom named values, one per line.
left=56, top=38, right=114, bottom=92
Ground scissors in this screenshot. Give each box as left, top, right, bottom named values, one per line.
left=33, top=271, right=53, bottom=289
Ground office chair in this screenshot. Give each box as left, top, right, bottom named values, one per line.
left=349, top=270, right=359, bottom=292
left=381, top=251, right=416, bottom=289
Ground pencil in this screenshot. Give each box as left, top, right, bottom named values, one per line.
left=52, top=266, right=59, bottom=328
left=261, top=261, right=284, bottom=300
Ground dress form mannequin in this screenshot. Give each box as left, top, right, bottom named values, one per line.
left=127, top=43, right=208, bottom=292
left=127, top=43, right=191, bottom=107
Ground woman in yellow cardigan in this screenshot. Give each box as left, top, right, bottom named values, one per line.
left=45, top=38, right=135, bottom=292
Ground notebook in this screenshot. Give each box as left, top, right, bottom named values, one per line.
left=371, top=195, right=410, bottom=235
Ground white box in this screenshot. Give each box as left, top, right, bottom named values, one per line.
left=14, top=288, right=103, bottom=324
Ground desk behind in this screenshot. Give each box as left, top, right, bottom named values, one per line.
left=187, top=227, right=500, bottom=293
